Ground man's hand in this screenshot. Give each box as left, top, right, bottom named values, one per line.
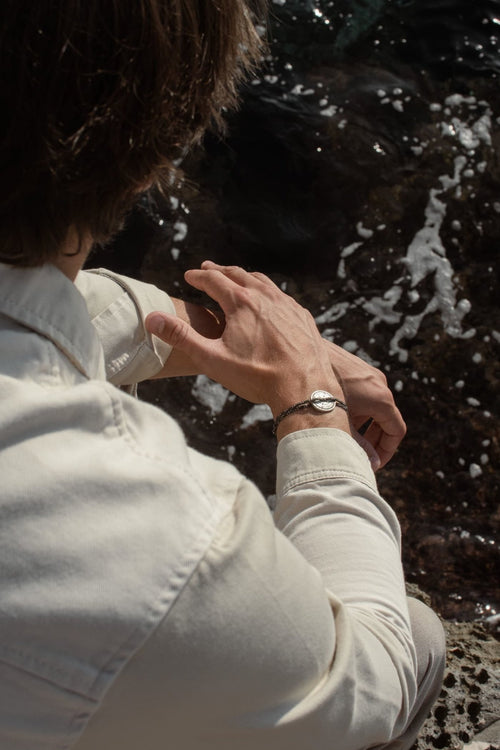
left=145, top=262, right=405, bottom=463
left=145, top=261, right=349, bottom=439
left=323, top=341, right=406, bottom=469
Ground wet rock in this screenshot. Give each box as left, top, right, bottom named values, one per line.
left=414, top=625, right=499, bottom=747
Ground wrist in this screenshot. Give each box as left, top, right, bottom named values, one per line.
left=272, top=390, right=348, bottom=434
left=275, top=407, right=351, bottom=441
left=269, top=377, right=345, bottom=419
left=270, top=387, right=350, bottom=441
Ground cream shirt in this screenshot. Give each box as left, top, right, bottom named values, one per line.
left=0, top=263, right=417, bottom=750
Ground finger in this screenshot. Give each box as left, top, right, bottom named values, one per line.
left=199, top=261, right=249, bottom=285
left=352, top=431, right=382, bottom=472
left=364, top=417, right=405, bottom=469
left=351, top=408, right=405, bottom=468
left=350, top=385, right=406, bottom=466
left=184, top=268, right=246, bottom=314
left=375, top=429, right=403, bottom=469
left=250, top=270, right=278, bottom=287
left=200, top=261, right=276, bottom=290
left=145, top=312, right=221, bottom=365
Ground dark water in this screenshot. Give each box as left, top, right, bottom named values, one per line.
left=92, top=0, right=500, bottom=624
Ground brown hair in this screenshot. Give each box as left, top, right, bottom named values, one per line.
left=0, top=0, right=265, bottom=266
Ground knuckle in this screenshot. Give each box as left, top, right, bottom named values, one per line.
left=226, top=264, right=244, bottom=275
left=251, top=271, right=270, bottom=283
left=365, top=374, right=387, bottom=400
left=373, top=368, right=388, bottom=387
left=233, top=286, right=255, bottom=310
left=234, top=285, right=251, bottom=302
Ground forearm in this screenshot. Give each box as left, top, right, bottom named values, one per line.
left=274, top=428, right=417, bottom=716
left=275, top=429, right=408, bottom=621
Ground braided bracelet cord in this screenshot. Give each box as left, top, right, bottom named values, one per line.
left=272, top=393, right=348, bottom=436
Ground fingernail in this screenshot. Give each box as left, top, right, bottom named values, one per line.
left=147, top=314, right=165, bottom=335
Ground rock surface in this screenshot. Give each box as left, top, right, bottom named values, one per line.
left=406, top=585, right=499, bottom=750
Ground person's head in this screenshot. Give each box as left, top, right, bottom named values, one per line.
left=0, top=0, right=265, bottom=266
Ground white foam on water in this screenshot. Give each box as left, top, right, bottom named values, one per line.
left=360, top=147, right=478, bottom=361
left=362, top=287, right=403, bottom=329
left=173, top=221, right=188, bottom=243
left=320, top=104, right=338, bottom=117
left=315, top=300, right=351, bottom=325
left=342, top=340, right=358, bottom=352
left=441, top=96, right=492, bottom=149
left=352, top=348, right=380, bottom=367
left=241, top=403, right=273, bottom=428
left=312, top=93, right=494, bottom=368
left=290, top=84, right=315, bottom=96
left=341, top=241, right=363, bottom=258
left=356, top=222, right=374, bottom=239
left=469, top=463, right=483, bottom=479
left=191, top=375, right=229, bottom=415
left=336, top=241, right=363, bottom=278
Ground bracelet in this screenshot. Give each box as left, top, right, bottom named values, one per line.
left=272, top=390, right=348, bottom=436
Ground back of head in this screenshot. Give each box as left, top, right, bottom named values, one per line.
left=0, top=0, right=264, bottom=266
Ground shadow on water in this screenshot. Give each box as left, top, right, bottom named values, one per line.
left=91, top=0, right=500, bottom=624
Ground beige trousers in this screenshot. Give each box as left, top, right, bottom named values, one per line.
left=380, top=598, right=446, bottom=750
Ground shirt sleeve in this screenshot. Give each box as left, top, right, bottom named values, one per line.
left=75, top=268, right=175, bottom=386
left=73, top=428, right=418, bottom=750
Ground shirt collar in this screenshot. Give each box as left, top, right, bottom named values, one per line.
left=0, top=263, right=106, bottom=380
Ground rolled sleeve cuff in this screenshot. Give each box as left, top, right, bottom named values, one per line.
left=76, top=268, right=175, bottom=386
left=276, top=428, right=378, bottom=497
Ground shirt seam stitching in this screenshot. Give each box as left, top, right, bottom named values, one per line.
left=0, top=653, right=97, bottom=702
left=281, top=470, right=376, bottom=495
left=107, top=340, right=158, bottom=380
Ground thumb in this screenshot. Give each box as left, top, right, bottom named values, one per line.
left=145, top=312, right=215, bottom=363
